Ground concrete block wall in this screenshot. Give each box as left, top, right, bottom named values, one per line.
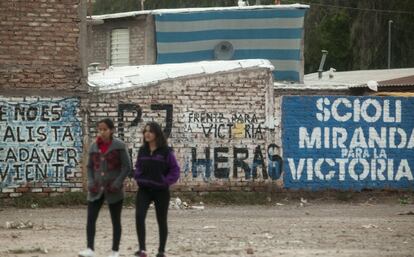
left=0, top=0, right=84, bottom=91
left=87, top=68, right=282, bottom=192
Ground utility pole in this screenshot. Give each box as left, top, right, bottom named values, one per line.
left=388, top=20, right=393, bottom=69
left=87, top=0, right=92, bottom=16
left=318, top=50, right=328, bottom=79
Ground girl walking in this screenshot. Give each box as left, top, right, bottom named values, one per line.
left=79, top=118, right=131, bottom=257
left=134, top=122, right=180, bottom=257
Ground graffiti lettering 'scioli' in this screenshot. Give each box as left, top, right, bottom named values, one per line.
left=282, top=96, right=414, bottom=190
left=0, top=99, right=82, bottom=188
left=315, top=97, right=402, bottom=123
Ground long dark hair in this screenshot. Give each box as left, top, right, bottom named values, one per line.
left=97, top=118, right=115, bottom=138
left=142, top=121, right=167, bottom=149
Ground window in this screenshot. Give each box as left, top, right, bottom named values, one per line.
left=110, top=29, right=130, bottom=66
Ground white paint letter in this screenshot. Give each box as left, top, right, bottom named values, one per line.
left=332, top=127, right=348, bottom=148
left=374, top=159, right=387, bottom=181
left=316, top=97, right=331, bottom=122
left=389, top=127, right=407, bottom=148
left=348, top=159, right=359, bottom=180
left=395, top=159, right=413, bottom=181
left=288, top=158, right=305, bottom=180
left=349, top=159, right=370, bottom=180
left=325, top=158, right=336, bottom=180
left=353, top=99, right=361, bottom=122
left=324, top=127, right=330, bottom=148
left=361, top=99, right=381, bottom=122
left=387, top=159, right=394, bottom=180
left=332, top=98, right=352, bottom=122
left=396, top=100, right=401, bottom=123
left=336, top=159, right=348, bottom=181
left=383, top=100, right=395, bottom=122
left=368, top=127, right=387, bottom=148
left=314, top=159, right=325, bottom=180
left=314, top=158, right=336, bottom=181
left=307, top=158, right=314, bottom=181
left=407, top=129, right=414, bottom=149
left=299, top=127, right=321, bottom=149
left=350, top=127, right=368, bottom=148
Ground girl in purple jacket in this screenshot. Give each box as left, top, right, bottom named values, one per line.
left=134, top=122, right=180, bottom=257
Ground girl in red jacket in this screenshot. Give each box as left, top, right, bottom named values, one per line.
left=79, top=118, right=131, bottom=257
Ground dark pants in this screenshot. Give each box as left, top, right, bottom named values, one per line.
left=135, top=187, right=170, bottom=254
left=86, top=195, right=123, bottom=251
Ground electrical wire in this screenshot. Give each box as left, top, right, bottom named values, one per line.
left=305, top=2, right=414, bottom=16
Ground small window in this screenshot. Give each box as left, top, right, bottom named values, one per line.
left=111, top=29, right=130, bottom=66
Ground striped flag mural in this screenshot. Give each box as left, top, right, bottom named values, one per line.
left=154, top=6, right=308, bottom=82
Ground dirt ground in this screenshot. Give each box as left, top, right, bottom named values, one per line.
left=0, top=200, right=413, bottom=257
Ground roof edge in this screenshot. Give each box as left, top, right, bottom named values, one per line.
left=90, top=4, right=309, bottom=20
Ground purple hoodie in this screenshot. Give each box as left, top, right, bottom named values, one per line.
left=134, top=146, right=180, bottom=189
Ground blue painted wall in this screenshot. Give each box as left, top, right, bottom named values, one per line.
left=0, top=98, right=83, bottom=188
left=282, top=96, right=414, bottom=190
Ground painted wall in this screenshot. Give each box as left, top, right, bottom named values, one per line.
left=0, top=97, right=83, bottom=196
left=2, top=88, right=414, bottom=196
left=282, top=96, right=414, bottom=190
left=88, top=68, right=282, bottom=191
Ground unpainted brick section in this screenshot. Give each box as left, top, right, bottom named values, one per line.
left=88, top=18, right=147, bottom=68
left=0, top=0, right=83, bottom=91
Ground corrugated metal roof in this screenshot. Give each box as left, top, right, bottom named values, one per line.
left=303, top=68, right=414, bottom=89
left=373, top=92, right=414, bottom=96
left=378, top=75, right=414, bottom=87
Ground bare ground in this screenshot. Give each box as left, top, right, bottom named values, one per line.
left=0, top=201, right=413, bottom=257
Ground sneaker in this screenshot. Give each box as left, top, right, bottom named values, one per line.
left=78, top=248, right=95, bottom=257
left=108, top=251, right=119, bottom=257
left=156, top=253, right=166, bottom=257
left=134, top=250, right=147, bottom=257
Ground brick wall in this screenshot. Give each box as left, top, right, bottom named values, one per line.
left=281, top=95, right=414, bottom=190
left=129, top=18, right=146, bottom=65
left=0, top=0, right=85, bottom=91
left=0, top=96, right=85, bottom=198
left=88, top=24, right=107, bottom=67
left=87, top=68, right=280, bottom=192
left=88, top=17, right=147, bottom=68
left=0, top=67, right=278, bottom=197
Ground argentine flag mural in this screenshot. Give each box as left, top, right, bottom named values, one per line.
left=154, top=5, right=308, bottom=83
